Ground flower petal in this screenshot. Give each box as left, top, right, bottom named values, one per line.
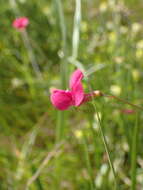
left=69, top=69, right=84, bottom=90
left=12, top=17, right=29, bottom=29
left=50, top=89, right=73, bottom=110
left=72, top=82, right=84, bottom=106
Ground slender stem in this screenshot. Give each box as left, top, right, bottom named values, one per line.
left=92, top=91, right=143, bottom=111
left=30, top=165, right=44, bottom=190
left=72, top=0, right=81, bottom=60
left=69, top=0, right=85, bottom=72
left=56, top=111, right=66, bottom=142
left=54, top=0, right=68, bottom=143
left=92, top=102, right=118, bottom=189
left=98, top=116, right=117, bottom=189
left=82, top=133, right=95, bottom=190
left=104, top=94, right=143, bottom=111
left=53, top=5, right=68, bottom=189
left=54, top=0, right=67, bottom=57
left=131, top=112, right=139, bottom=190
left=54, top=0, right=68, bottom=88
left=26, top=141, right=64, bottom=189
left=21, top=30, right=42, bottom=80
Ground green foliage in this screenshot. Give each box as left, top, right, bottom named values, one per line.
left=0, top=0, right=143, bottom=189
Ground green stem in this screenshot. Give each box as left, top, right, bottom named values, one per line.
left=54, top=0, right=68, bottom=143
left=54, top=0, right=67, bottom=56
left=131, top=112, right=139, bottom=190
left=72, top=0, right=81, bottom=60
left=56, top=111, right=66, bottom=142
left=92, top=102, right=118, bottom=190
left=82, top=132, right=95, bottom=190
left=21, top=30, right=42, bottom=80
left=54, top=0, right=68, bottom=88
left=105, top=94, right=143, bottom=111
left=31, top=165, right=44, bottom=190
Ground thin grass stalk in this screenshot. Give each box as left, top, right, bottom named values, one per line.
left=88, top=115, right=100, bottom=165
left=15, top=113, right=47, bottom=190
left=92, top=101, right=118, bottom=190
left=72, top=0, right=81, bottom=60
left=52, top=2, right=68, bottom=187
left=54, top=0, right=68, bottom=87
left=82, top=132, right=95, bottom=190
left=105, top=94, right=143, bottom=111
left=52, top=2, right=68, bottom=188
left=31, top=165, right=44, bottom=190
left=21, top=30, right=42, bottom=80
left=71, top=1, right=97, bottom=187
left=91, top=91, right=143, bottom=111
left=54, top=0, right=68, bottom=142
left=72, top=1, right=96, bottom=187
left=54, top=0, right=67, bottom=57
left=68, top=0, right=85, bottom=71
left=131, top=112, right=139, bottom=190
left=56, top=111, right=66, bottom=142
left=66, top=0, right=85, bottom=74
left=26, top=141, right=64, bottom=189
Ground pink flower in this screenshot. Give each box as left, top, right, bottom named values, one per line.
left=12, top=17, right=29, bottom=30
left=50, top=69, right=102, bottom=110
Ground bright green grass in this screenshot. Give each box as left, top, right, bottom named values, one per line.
left=0, top=0, right=143, bottom=189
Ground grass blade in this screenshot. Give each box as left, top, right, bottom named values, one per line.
left=131, top=112, right=139, bottom=190
left=82, top=132, right=95, bottom=190
left=54, top=0, right=68, bottom=143
left=72, top=0, right=81, bottom=60
left=92, top=102, right=118, bottom=189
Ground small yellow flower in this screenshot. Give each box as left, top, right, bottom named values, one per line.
left=81, top=21, right=88, bottom=33
left=136, top=49, right=143, bottom=59
left=114, top=56, right=124, bottom=64
left=136, top=40, right=143, bottom=49
left=109, top=32, right=116, bottom=42
left=132, top=69, right=140, bottom=81
left=110, top=85, right=121, bottom=96
left=99, top=2, right=108, bottom=12
left=131, top=22, right=141, bottom=33
left=42, top=6, right=51, bottom=16
left=74, top=130, right=83, bottom=139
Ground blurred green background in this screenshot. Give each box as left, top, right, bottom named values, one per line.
left=1, top=0, right=143, bottom=189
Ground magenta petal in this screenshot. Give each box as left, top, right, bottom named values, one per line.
left=12, top=17, right=29, bottom=29
left=72, top=82, right=84, bottom=106
left=69, top=69, right=84, bottom=90
left=50, top=89, right=73, bottom=110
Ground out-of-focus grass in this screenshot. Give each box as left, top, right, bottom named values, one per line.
left=0, top=0, right=143, bottom=189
